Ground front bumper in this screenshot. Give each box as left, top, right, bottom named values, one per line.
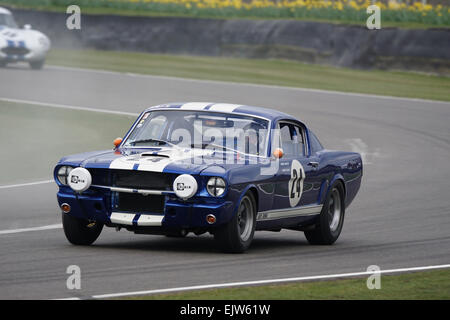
left=0, top=47, right=48, bottom=62
left=57, top=189, right=234, bottom=230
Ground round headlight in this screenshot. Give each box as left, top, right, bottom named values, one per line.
left=173, top=174, right=198, bottom=200
left=207, top=177, right=226, bottom=197
left=68, top=167, right=92, bottom=193
left=57, top=166, right=73, bottom=185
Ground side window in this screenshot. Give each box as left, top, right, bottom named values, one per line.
left=279, top=122, right=305, bottom=157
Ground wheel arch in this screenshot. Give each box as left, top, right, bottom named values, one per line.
left=236, top=184, right=259, bottom=215
left=328, top=174, right=346, bottom=204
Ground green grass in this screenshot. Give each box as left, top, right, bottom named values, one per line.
left=0, top=100, right=134, bottom=185
left=47, top=48, right=450, bottom=102
left=123, top=268, right=450, bottom=299
left=1, top=0, right=448, bottom=29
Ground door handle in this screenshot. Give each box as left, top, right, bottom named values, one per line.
left=307, top=161, right=319, bottom=168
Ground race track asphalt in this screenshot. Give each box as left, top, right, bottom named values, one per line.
left=0, top=64, right=449, bottom=299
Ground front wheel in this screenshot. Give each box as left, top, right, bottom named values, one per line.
left=304, top=182, right=345, bottom=245
left=214, top=192, right=256, bottom=253
left=62, top=213, right=103, bottom=245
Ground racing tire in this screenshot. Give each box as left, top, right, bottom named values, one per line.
left=29, top=59, right=45, bottom=70
left=62, top=213, right=103, bottom=246
left=214, top=191, right=256, bottom=253
left=304, top=182, right=345, bottom=245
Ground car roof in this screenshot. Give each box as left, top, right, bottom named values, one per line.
left=144, top=102, right=300, bottom=123
left=0, top=7, right=12, bottom=15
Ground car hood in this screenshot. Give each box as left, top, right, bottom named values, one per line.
left=58, top=147, right=264, bottom=176
left=0, top=26, right=50, bottom=50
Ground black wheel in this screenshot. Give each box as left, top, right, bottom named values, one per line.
left=29, top=59, right=45, bottom=70
left=304, top=182, right=345, bottom=245
left=214, top=192, right=256, bottom=253
left=0, top=61, right=6, bottom=68
left=62, top=213, right=103, bottom=245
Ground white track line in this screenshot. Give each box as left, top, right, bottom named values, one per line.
left=0, top=224, right=62, bottom=235
left=47, top=65, right=450, bottom=105
left=91, top=264, right=450, bottom=299
left=0, top=97, right=139, bottom=117
left=0, top=179, right=53, bottom=190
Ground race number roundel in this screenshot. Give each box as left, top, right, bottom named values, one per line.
left=289, top=160, right=305, bottom=207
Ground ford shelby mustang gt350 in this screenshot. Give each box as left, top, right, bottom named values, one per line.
left=0, top=7, right=50, bottom=69
left=54, top=103, right=362, bottom=253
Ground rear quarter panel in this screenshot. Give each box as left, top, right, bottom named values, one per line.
left=316, top=150, right=363, bottom=208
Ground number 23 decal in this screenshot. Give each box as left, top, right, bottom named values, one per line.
left=289, top=160, right=305, bottom=207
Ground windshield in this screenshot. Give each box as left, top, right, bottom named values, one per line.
left=0, top=13, right=17, bottom=28
left=123, top=110, right=270, bottom=156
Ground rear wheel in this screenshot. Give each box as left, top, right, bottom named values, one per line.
left=29, top=59, right=45, bottom=70
left=214, top=192, right=256, bottom=253
left=0, top=61, right=6, bottom=68
left=304, top=182, right=345, bottom=245
left=62, top=213, right=103, bottom=245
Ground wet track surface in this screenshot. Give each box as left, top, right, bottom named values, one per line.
left=0, top=65, right=449, bottom=299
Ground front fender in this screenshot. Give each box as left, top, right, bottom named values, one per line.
left=232, top=183, right=259, bottom=217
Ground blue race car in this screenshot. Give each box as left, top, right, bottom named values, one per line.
left=54, top=103, right=362, bottom=253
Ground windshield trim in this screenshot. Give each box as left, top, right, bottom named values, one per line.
left=121, top=109, right=272, bottom=157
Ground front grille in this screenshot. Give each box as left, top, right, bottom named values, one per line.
left=114, top=170, right=172, bottom=190
left=89, top=169, right=173, bottom=191
left=2, top=47, right=29, bottom=55
left=116, top=193, right=165, bottom=214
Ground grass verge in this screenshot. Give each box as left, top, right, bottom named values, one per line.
left=0, top=100, right=134, bottom=185
left=123, top=268, right=450, bottom=300
left=47, top=48, right=450, bottom=102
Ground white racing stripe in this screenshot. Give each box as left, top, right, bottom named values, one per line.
left=208, top=103, right=241, bottom=113
left=137, top=214, right=164, bottom=226
left=0, top=179, right=53, bottom=190
left=110, top=212, right=135, bottom=226
left=257, top=205, right=323, bottom=221
left=110, top=212, right=164, bottom=226
left=0, top=224, right=62, bottom=235
left=180, top=102, right=212, bottom=110
left=109, top=153, right=174, bottom=172
left=109, top=148, right=213, bottom=173
left=91, top=264, right=450, bottom=299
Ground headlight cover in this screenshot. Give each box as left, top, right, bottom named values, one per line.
left=173, top=174, right=198, bottom=200
left=206, top=177, right=226, bottom=197
left=68, top=167, right=92, bottom=193
left=57, top=166, right=73, bottom=185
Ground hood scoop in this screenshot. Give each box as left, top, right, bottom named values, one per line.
left=140, top=152, right=170, bottom=158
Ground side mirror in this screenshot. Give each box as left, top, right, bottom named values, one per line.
left=23, top=24, right=32, bottom=30
left=113, top=137, right=123, bottom=148
left=273, top=148, right=284, bottom=159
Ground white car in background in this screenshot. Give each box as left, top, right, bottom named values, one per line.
left=0, top=7, right=50, bottom=69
